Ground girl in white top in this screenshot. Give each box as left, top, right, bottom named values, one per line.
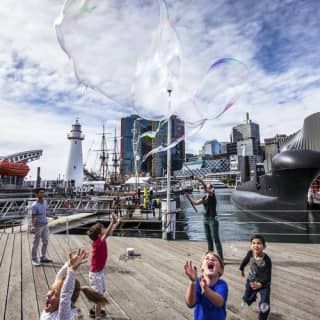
left=40, top=248, right=108, bottom=320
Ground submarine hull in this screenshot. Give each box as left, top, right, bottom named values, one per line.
left=231, top=150, right=320, bottom=211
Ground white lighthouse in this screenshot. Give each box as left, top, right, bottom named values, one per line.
left=65, top=119, right=85, bottom=187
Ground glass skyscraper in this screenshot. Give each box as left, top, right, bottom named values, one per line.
left=120, top=115, right=185, bottom=177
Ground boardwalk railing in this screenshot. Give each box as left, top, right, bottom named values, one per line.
left=1, top=204, right=320, bottom=244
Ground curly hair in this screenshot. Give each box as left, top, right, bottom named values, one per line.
left=87, top=223, right=103, bottom=241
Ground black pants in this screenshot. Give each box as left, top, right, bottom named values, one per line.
left=243, top=280, right=271, bottom=320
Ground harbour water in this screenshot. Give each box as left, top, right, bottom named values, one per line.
left=181, top=189, right=320, bottom=243
left=110, top=188, right=320, bottom=243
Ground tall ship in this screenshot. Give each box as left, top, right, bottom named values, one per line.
left=83, top=125, right=122, bottom=190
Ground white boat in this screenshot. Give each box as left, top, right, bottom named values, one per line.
left=202, top=175, right=228, bottom=188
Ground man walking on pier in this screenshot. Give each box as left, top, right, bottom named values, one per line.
left=30, top=188, right=53, bottom=266
left=185, top=177, right=224, bottom=261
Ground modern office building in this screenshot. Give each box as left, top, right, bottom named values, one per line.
left=120, top=114, right=139, bottom=176
left=120, top=115, right=185, bottom=177
left=264, top=134, right=288, bottom=173
left=230, top=113, right=262, bottom=176
left=174, top=158, right=230, bottom=177
left=226, top=142, right=237, bottom=155
left=220, top=142, right=229, bottom=154
left=202, top=139, right=221, bottom=156
left=120, top=115, right=154, bottom=176
left=231, top=112, right=260, bottom=144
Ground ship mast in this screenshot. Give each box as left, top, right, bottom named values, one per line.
left=91, top=123, right=111, bottom=181
left=111, top=127, right=120, bottom=183
left=99, top=123, right=109, bottom=180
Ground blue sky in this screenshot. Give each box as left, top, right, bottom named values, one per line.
left=1, top=0, right=320, bottom=179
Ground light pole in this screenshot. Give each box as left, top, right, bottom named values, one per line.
left=163, top=88, right=175, bottom=240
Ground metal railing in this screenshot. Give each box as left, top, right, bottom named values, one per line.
left=1, top=204, right=320, bottom=243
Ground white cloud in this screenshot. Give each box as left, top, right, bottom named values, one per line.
left=1, top=0, right=320, bottom=178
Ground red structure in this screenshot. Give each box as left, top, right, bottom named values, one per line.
left=0, top=159, right=30, bottom=177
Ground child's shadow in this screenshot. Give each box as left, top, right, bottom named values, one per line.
left=268, top=312, right=285, bottom=320
left=254, top=310, right=285, bottom=320
left=224, top=258, right=242, bottom=266
left=41, top=262, right=64, bottom=268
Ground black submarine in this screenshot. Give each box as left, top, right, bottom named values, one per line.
left=231, top=112, right=320, bottom=212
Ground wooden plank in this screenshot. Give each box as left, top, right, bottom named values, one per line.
left=0, top=234, right=14, bottom=319
left=21, top=232, right=39, bottom=319
left=54, top=234, right=130, bottom=320
left=0, top=233, right=9, bottom=267
left=106, top=237, right=320, bottom=320
left=27, top=232, right=51, bottom=316
left=66, top=233, right=131, bottom=319
left=3, top=233, right=319, bottom=320
left=105, top=236, right=189, bottom=319
left=6, top=233, right=22, bottom=319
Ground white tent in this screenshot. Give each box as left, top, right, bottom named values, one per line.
left=125, top=176, right=151, bottom=185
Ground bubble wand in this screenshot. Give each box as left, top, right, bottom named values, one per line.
left=182, top=163, right=198, bottom=213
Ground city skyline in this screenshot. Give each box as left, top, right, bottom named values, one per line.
left=1, top=0, right=320, bottom=179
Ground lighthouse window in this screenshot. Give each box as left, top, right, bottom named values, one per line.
left=75, top=141, right=77, bottom=144
left=74, top=165, right=76, bottom=169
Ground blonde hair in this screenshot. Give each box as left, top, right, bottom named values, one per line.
left=200, top=251, right=224, bottom=275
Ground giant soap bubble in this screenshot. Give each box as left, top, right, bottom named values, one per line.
left=140, top=118, right=206, bottom=162
left=132, top=0, right=182, bottom=120
left=55, top=1, right=248, bottom=161
left=55, top=0, right=166, bottom=112
left=175, top=58, right=249, bottom=124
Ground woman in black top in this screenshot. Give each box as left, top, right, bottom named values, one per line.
left=186, top=178, right=224, bottom=260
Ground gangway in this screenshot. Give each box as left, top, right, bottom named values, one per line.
left=0, top=197, right=114, bottom=220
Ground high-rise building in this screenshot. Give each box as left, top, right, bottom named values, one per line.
left=264, top=134, right=288, bottom=173
left=230, top=113, right=262, bottom=176
left=120, top=115, right=154, bottom=176
left=202, top=139, right=221, bottom=156
left=220, top=142, right=229, bottom=154
left=120, top=115, right=185, bottom=177
left=226, top=142, right=237, bottom=155
left=170, top=115, right=185, bottom=174
left=231, top=112, right=260, bottom=144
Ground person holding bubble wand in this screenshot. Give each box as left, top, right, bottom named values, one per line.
left=185, top=174, right=224, bottom=261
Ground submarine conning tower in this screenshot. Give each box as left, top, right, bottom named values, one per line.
left=271, top=150, right=320, bottom=203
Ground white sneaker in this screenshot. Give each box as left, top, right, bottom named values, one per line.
left=260, top=303, right=269, bottom=313
left=32, top=260, right=41, bottom=266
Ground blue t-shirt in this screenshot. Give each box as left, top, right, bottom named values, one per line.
left=31, top=200, right=48, bottom=226
left=188, top=278, right=228, bottom=320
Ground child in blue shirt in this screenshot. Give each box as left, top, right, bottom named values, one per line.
left=184, top=251, right=228, bottom=320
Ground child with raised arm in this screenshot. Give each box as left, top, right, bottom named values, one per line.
left=41, top=248, right=108, bottom=320
left=184, top=251, right=228, bottom=320
left=87, top=214, right=120, bottom=319
left=185, top=176, right=224, bottom=260
left=240, top=234, right=272, bottom=320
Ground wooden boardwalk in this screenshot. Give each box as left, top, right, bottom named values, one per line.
left=0, top=232, right=319, bottom=320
